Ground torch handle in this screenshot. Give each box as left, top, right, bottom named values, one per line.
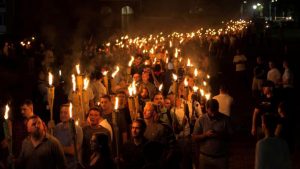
left=112, top=110, right=120, bottom=169
left=69, top=119, right=79, bottom=165
left=3, top=120, right=15, bottom=169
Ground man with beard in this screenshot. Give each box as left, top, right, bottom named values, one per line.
left=16, top=115, right=67, bottom=169
left=121, top=118, right=148, bottom=169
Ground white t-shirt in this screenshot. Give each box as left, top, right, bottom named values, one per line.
left=213, top=93, right=233, bottom=117
left=255, top=137, right=291, bottom=169
left=233, top=54, right=247, bottom=71
left=267, top=68, right=281, bottom=86
left=99, top=119, right=113, bottom=141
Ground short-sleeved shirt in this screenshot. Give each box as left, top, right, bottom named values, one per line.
left=193, top=113, right=232, bottom=157
left=54, top=122, right=83, bottom=169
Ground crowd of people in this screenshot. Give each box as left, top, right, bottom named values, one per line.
left=0, top=19, right=297, bottom=169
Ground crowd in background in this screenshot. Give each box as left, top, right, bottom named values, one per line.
left=0, top=19, right=297, bottom=169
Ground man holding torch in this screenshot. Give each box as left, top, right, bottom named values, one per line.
left=54, top=104, right=83, bottom=169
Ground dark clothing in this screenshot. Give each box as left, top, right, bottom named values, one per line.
left=254, top=63, right=267, bottom=80
left=121, top=137, right=148, bottom=169
left=255, top=96, right=279, bottom=127
left=82, top=125, right=111, bottom=167
left=144, top=122, right=167, bottom=144
left=103, top=112, right=128, bottom=156
left=86, top=155, right=116, bottom=169
left=278, top=117, right=294, bottom=153
left=17, top=134, right=67, bottom=169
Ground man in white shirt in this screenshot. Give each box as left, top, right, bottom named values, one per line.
left=213, top=85, right=233, bottom=117
left=267, top=61, right=281, bottom=88
left=255, top=114, right=291, bottom=169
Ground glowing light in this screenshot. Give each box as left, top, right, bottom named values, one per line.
left=114, top=97, right=119, bottom=110
left=72, top=74, right=76, bottom=92
left=205, top=93, right=211, bottom=100
left=102, top=71, right=108, bottom=76
left=172, top=74, right=178, bottom=81
left=128, top=56, right=134, bottom=67
left=76, top=64, right=80, bottom=75
left=187, top=58, right=191, bottom=67
left=83, top=78, right=89, bottom=90
left=184, top=78, right=188, bottom=87
left=193, top=86, right=199, bottom=92
left=112, top=66, right=120, bottom=78
left=194, top=68, right=198, bottom=77
left=159, top=84, right=163, bottom=91
left=200, top=89, right=204, bottom=96
left=4, top=105, right=9, bottom=120
left=48, top=72, right=53, bottom=86
left=69, top=103, right=73, bottom=118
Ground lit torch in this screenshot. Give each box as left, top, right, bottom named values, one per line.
left=48, top=72, right=55, bottom=134
left=68, top=102, right=79, bottom=164
left=184, top=77, right=189, bottom=100
left=159, top=84, right=163, bottom=92
left=3, top=104, right=14, bottom=169
left=127, top=84, right=135, bottom=121
left=127, top=56, right=134, bottom=75
left=111, top=66, right=119, bottom=93
left=113, top=97, right=120, bottom=161
left=103, top=71, right=109, bottom=94
left=172, top=73, right=178, bottom=98
left=75, top=64, right=83, bottom=94
left=82, top=77, right=90, bottom=119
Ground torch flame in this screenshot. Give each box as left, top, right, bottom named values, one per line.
left=172, top=74, right=178, bottom=81
left=75, top=120, right=79, bottom=126
left=72, top=74, right=76, bottom=92
left=205, top=93, right=211, bottom=100
left=83, top=78, right=89, bottom=90
left=114, top=97, right=119, bottom=110
left=150, top=48, right=154, bottom=54
left=187, top=58, right=191, bottom=67
left=193, top=86, right=199, bottom=92
left=159, top=84, right=163, bottom=91
left=76, top=64, right=80, bottom=75
left=207, top=74, right=210, bottom=79
left=69, top=103, right=73, bottom=118
left=166, top=57, right=169, bottom=64
left=203, top=81, right=207, bottom=86
left=153, top=58, right=157, bottom=65
left=194, top=68, right=198, bottom=77
left=102, top=71, right=108, bottom=76
left=4, top=104, right=9, bottom=120
left=128, top=85, right=133, bottom=96
left=174, top=48, right=178, bottom=58
left=132, top=81, right=137, bottom=95
left=59, top=70, right=62, bottom=77
left=200, top=89, right=204, bottom=96
left=169, top=41, right=172, bottom=48
left=112, top=66, right=120, bottom=78
left=184, top=78, right=188, bottom=87
left=48, top=72, right=53, bottom=86
left=128, top=56, right=134, bottom=67
left=179, top=57, right=182, bottom=63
